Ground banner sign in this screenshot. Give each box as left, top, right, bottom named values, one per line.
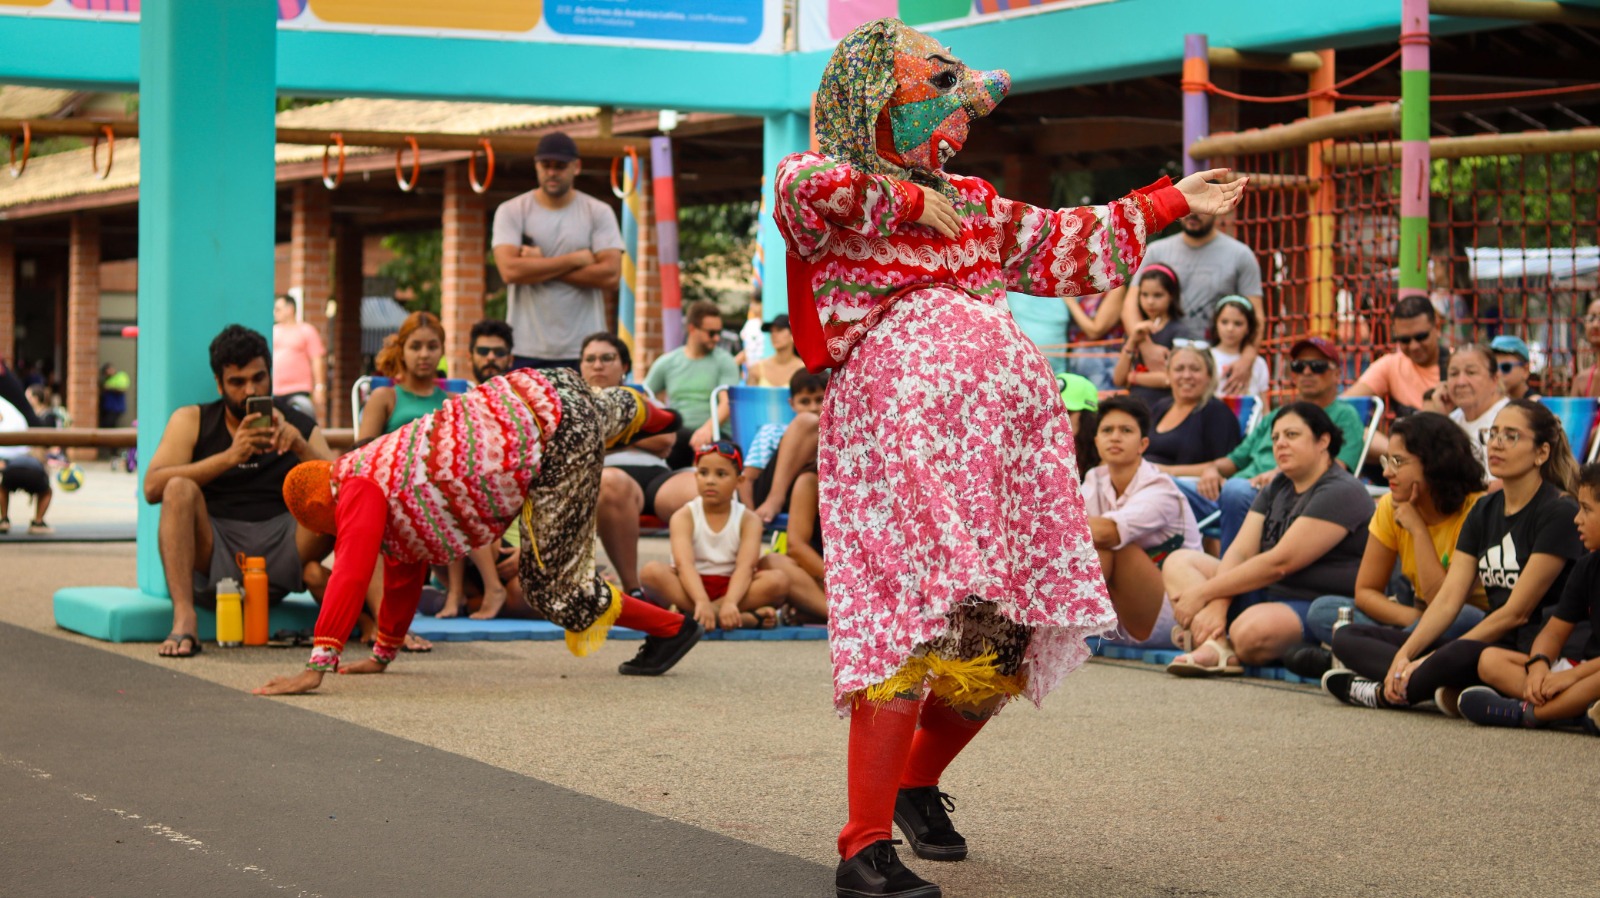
left=797, top=0, right=1116, bottom=53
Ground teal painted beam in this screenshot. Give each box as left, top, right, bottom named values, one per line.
left=135, top=0, right=279, bottom=598
left=0, top=17, right=139, bottom=90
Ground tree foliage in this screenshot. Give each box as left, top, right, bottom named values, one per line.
left=678, top=201, right=760, bottom=310
left=378, top=230, right=443, bottom=314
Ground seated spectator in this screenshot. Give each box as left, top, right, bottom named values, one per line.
left=645, top=300, right=741, bottom=469
left=1285, top=413, right=1489, bottom=679
left=747, top=314, right=806, bottom=388
left=1144, top=345, right=1241, bottom=467
left=1160, top=337, right=1366, bottom=552
left=1161, top=402, right=1375, bottom=675
left=1112, top=265, right=1183, bottom=409
left=1062, top=292, right=1122, bottom=387
left=0, top=396, right=52, bottom=534
left=1325, top=399, right=1583, bottom=713
left=1083, top=396, right=1202, bottom=647
left=640, top=441, right=788, bottom=630
left=359, top=311, right=449, bottom=441
left=1490, top=334, right=1538, bottom=401
left=1446, top=343, right=1509, bottom=480
left=0, top=358, right=44, bottom=427
left=1459, top=460, right=1600, bottom=730
left=438, top=319, right=520, bottom=619
left=1058, top=373, right=1100, bottom=479
left=1573, top=298, right=1600, bottom=399
left=1420, top=385, right=1453, bottom=416
left=1344, top=295, right=1445, bottom=417
left=24, top=385, right=63, bottom=429
left=585, top=332, right=695, bottom=598
left=99, top=362, right=129, bottom=430
left=742, top=369, right=826, bottom=523
left=1208, top=296, right=1268, bottom=399
left=758, top=469, right=829, bottom=625
left=143, top=325, right=336, bottom=658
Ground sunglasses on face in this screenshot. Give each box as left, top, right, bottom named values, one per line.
left=1497, top=361, right=1524, bottom=374
left=1289, top=359, right=1333, bottom=375
left=582, top=352, right=620, bottom=365
left=1394, top=331, right=1432, bottom=346
left=472, top=346, right=509, bottom=358
left=694, top=440, right=743, bottom=469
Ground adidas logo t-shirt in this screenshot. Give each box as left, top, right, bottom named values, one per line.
left=1456, top=482, right=1582, bottom=615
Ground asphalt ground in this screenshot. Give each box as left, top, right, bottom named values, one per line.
left=5, top=539, right=1600, bottom=898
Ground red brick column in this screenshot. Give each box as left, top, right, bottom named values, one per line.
left=67, top=214, right=102, bottom=460
left=441, top=163, right=486, bottom=379
left=0, top=227, right=14, bottom=364
left=331, top=226, right=365, bottom=429
left=633, top=168, right=662, bottom=373
left=290, top=183, right=333, bottom=420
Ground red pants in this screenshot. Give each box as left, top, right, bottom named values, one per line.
left=311, top=477, right=427, bottom=662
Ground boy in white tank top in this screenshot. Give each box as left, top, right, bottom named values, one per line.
left=641, top=440, right=789, bottom=630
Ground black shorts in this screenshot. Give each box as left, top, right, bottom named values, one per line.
left=750, top=460, right=817, bottom=513
left=0, top=455, right=49, bottom=495
left=612, top=464, right=676, bottom=517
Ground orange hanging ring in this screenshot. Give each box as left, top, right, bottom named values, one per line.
left=7, top=122, right=29, bottom=179
left=610, top=145, right=640, bottom=199
left=396, top=135, right=420, bottom=192
left=322, top=132, right=346, bottom=190
left=90, top=124, right=114, bottom=181
left=469, top=138, right=495, bottom=194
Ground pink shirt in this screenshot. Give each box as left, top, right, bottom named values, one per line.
left=1356, top=351, right=1439, bottom=412
left=272, top=321, right=326, bottom=395
left=1081, top=460, right=1202, bottom=552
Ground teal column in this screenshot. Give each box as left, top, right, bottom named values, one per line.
left=136, top=1, right=278, bottom=597
left=761, top=111, right=809, bottom=323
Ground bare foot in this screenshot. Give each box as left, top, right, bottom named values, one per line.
left=738, top=607, right=778, bottom=629
left=468, top=584, right=508, bottom=620
left=754, top=498, right=783, bottom=524
left=403, top=632, right=433, bottom=652
left=253, top=669, right=325, bottom=695
left=339, top=658, right=388, bottom=675
left=436, top=591, right=464, bottom=618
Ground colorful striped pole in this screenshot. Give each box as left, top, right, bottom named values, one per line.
left=1181, top=33, right=1209, bottom=176
left=651, top=136, right=683, bottom=351
left=1307, top=49, right=1337, bottom=337
left=612, top=152, right=643, bottom=377
left=1398, top=0, right=1431, bottom=302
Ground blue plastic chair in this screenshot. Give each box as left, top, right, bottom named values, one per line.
left=710, top=385, right=795, bottom=454
left=1220, top=395, right=1260, bottom=438
left=1537, top=396, right=1599, bottom=463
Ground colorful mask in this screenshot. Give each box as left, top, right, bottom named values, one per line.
left=815, top=18, right=1010, bottom=197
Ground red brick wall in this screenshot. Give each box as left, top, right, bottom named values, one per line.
left=440, top=162, right=486, bottom=379
left=633, top=162, right=663, bottom=373
left=0, top=229, right=14, bottom=364
left=67, top=214, right=101, bottom=459
left=331, top=228, right=365, bottom=429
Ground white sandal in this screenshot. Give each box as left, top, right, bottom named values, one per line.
left=1166, top=637, right=1244, bottom=678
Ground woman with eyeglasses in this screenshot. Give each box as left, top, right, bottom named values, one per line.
left=1325, top=399, right=1584, bottom=713
left=1161, top=402, right=1374, bottom=676
left=1445, top=344, right=1509, bottom=479
left=1573, top=298, right=1600, bottom=399
left=1284, top=413, right=1488, bottom=679
left=1143, top=345, right=1241, bottom=468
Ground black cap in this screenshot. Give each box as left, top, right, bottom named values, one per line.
left=762, top=313, right=791, bottom=333
left=535, top=131, right=580, bottom=162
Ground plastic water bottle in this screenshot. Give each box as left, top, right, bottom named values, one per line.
left=1330, top=606, right=1354, bottom=671
left=215, top=577, right=244, bottom=647
left=237, top=552, right=270, bottom=646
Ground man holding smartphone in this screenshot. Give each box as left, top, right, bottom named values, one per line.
left=143, top=325, right=337, bottom=658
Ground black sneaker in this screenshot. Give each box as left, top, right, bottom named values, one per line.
left=1458, top=686, right=1537, bottom=728
left=617, top=618, right=703, bottom=676
left=1283, top=645, right=1334, bottom=680
left=1322, top=670, right=1388, bottom=708
left=836, top=839, right=941, bottom=898
left=893, top=787, right=967, bottom=861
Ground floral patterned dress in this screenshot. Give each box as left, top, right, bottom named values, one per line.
left=775, top=151, right=1179, bottom=712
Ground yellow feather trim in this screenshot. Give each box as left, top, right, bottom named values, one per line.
left=564, top=580, right=625, bottom=657
left=605, top=387, right=650, bottom=449
left=861, top=653, right=1028, bottom=707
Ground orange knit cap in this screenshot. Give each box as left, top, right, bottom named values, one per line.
left=282, top=460, right=337, bottom=535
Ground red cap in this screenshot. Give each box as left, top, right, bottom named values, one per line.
left=1289, top=336, right=1342, bottom=364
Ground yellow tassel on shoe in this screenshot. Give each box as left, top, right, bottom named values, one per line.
left=604, top=388, right=650, bottom=449
left=564, top=581, right=625, bottom=657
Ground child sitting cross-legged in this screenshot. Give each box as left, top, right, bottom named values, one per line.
left=641, top=440, right=790, bottom=630
left=741, top=369, right=827, bottom=524
left=1457, top=461, right=1600, bottom=733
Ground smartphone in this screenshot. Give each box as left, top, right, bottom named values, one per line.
left=245, top=396, right=275, bottom=428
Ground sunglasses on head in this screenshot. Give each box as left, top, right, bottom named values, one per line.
left=1394, top=331, right=1432, bottom=346
left=473, top=346, right=509, bottom=358
left=695, top=440, right=743, bottom=469
left=1289, top=359, right=1333, bottom=375
left=1497, top=361, right=1524, bottom=374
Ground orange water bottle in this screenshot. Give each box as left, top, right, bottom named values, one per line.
left=237, top=552, right=270, bottom=646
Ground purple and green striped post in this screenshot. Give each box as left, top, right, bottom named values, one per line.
left=1398, top=0, right=1431, bottom=302
left=651, top=136, right=684, bottom=351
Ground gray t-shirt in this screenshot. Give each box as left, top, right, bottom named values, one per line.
left=1134, top=232, right=1262, bottom=340
left=491, top=190, right=625, bottom=359
left=1251, top=465, right=1374, bottom=601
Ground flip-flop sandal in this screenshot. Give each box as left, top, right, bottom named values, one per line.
left=401, top=634, right=433, bottom=653
left=267, top=629, right=313, bottom=648
left=741, top=607, right=779, bottom=630
left=27, top=520, right=52, bottom=535
left=0, top=518, right=9, bottom=534
left=159, top=633, right=202, bottom=658
left=1166, top=637, right=1243, bottom=678
left=1170, top=625, right=1194, bottom=653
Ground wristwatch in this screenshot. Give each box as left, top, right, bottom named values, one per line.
left=1523, top=653, right=1553, bottom=671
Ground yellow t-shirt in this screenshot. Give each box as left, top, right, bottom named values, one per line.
left=1369, top=491, right=1489, bottom=611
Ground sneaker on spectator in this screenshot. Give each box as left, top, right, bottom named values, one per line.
left=1283, top=645, right=1334, bottom=680
left=1322, top=670, right=1388, bottom=708
left=617, top=618, right=703, bottom=677
left=1434, top=687, right=1463, bottom=718
left=1458, top=686, right=1536, bottom=728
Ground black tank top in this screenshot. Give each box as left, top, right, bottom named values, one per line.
left=194, top=398, right=316, bottom=522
